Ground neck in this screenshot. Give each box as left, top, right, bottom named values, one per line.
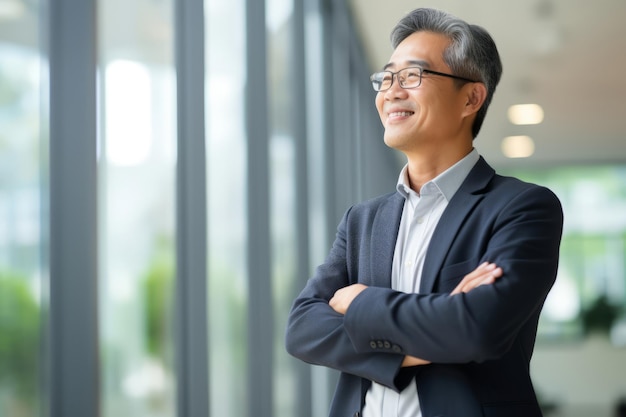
left=404, top=145, right=473, bottom=193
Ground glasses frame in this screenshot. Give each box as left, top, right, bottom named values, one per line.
left=370, top=66, right=477, bottom=92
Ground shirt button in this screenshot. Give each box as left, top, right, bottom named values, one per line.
left=416, top=217, right=424, bottom=224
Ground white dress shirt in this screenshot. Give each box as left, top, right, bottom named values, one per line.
left=362, top=149, right=479, bottom=417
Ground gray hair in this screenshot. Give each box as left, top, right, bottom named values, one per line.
left=390, top=8, right=502, bottom=138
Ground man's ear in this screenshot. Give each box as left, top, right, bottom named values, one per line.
left=462, top=82, right=487, bottom=117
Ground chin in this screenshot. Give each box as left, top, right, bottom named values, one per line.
left=383, top=133, right=411, bottom=151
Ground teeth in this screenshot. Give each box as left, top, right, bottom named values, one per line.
left=389, top=111, right=413, bottom=117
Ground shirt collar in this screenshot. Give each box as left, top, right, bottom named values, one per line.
left=396, top=148, right=480, bottom=202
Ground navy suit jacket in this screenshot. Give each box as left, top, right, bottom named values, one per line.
left=286, top=157, right=563, bottom=417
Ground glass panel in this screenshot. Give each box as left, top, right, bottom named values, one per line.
left=98, top=1, right=177, bottom=416
left=506, top=165, right=626, bottom=416
left=0, top=2, right=44, bottom=416
left=504, top=165, right=626, bottom=342
left=205, top=0, right=248, bottom=415
left=266, top=0, right=299, bottom=416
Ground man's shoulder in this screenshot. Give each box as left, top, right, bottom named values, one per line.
left=341, top=191, right=402, bottom=226
left=490, top=173, right=555, bottom=195
left=490, top=173, right=534, bottom=190
left=351, top=191, right=400, bottom=211
left=486, top=173, right=562, bottom=210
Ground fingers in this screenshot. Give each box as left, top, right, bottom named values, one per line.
left=401, top=355, right=431, bottom=367
left=451, top=262, right=503, bottom=295
left=329, top=284, right=368, bottom=314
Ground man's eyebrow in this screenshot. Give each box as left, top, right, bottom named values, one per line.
left=383, top=59, right=430, bottom=71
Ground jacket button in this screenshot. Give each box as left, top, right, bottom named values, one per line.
left=377, top=341, right=384, bottom=348
left=353, top=412, right=361, bottom=417
left=383, top=341, right=391, bottom=349
left=392, top=344, right=402, bottom=353
left=370, top=341, right=377, bottom=349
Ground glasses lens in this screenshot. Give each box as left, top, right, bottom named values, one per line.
left=371, top=72, right=392, bottom=92
left=398, top=67, right=422, bottom=89
left=371, top=68, right=423, bottom=91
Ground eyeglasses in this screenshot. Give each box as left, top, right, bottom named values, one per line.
left=370, top=66, right=477, bottom=92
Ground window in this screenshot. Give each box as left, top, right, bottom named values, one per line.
left=0, top=3, right=44, bottom=416
left=4, top=1, right=398, bottom=416
left=98, top=1, right=177, bottom=416
left=205, top=0, right=248, bottom=415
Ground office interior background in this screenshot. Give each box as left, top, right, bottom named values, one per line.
left=1, top=0, right=625, bottom=416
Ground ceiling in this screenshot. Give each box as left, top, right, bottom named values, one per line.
left=348, top=0, right=626, bottom=169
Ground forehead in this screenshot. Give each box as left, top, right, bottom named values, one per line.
left=385, top=31, right=451, bottom=69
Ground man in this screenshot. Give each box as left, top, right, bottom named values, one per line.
left=286, top=7, right=563, bottom=417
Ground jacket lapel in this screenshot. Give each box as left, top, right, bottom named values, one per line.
left=371, top=192, right=404, bottom=288
left=419, top=157, right=495, bottom=293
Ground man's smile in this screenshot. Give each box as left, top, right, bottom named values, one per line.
left=389, top=111, right=414, bottom=118
left=386, top=110, right=415, bottom=123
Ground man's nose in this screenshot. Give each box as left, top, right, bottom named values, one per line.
left=384, top=75, right=409, bottom=98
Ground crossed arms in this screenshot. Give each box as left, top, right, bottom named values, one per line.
left=285, top=184, right=563, bottom=389
left=329, top=262, right=504, bottom=366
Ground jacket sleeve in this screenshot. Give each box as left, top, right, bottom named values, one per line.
left=285, top=207, right=413, bottom=391
left=343, top=185, right=563, bottom=364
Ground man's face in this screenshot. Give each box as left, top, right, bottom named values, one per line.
left=375, top=31, right=470, bottom=153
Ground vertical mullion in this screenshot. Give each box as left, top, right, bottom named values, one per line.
left=174, top=0, right=209, bottom=416
left=321, top=0, right=338, bottom=243
left=245, top=0, right=273, bottom=416
left=330, top=0, right=354, bottom=212
left=292, top=0, right=312, bottom=414
left=48, top=1, right=99, bottom=417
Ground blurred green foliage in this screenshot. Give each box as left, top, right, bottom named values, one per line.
left=142, top=241, right=175, bottom=360
left=0, top=270, right=40, bottom=401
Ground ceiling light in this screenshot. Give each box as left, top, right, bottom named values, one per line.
left=508, top=104, right=544, bottom=125
left=502, top=135, right=535, bottom=158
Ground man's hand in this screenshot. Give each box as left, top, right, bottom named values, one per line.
left=402, top=355, right=431, bottom=367
left=451, top=262, right=502, bottom=295
left=329, top=283, right=368, bottom=315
